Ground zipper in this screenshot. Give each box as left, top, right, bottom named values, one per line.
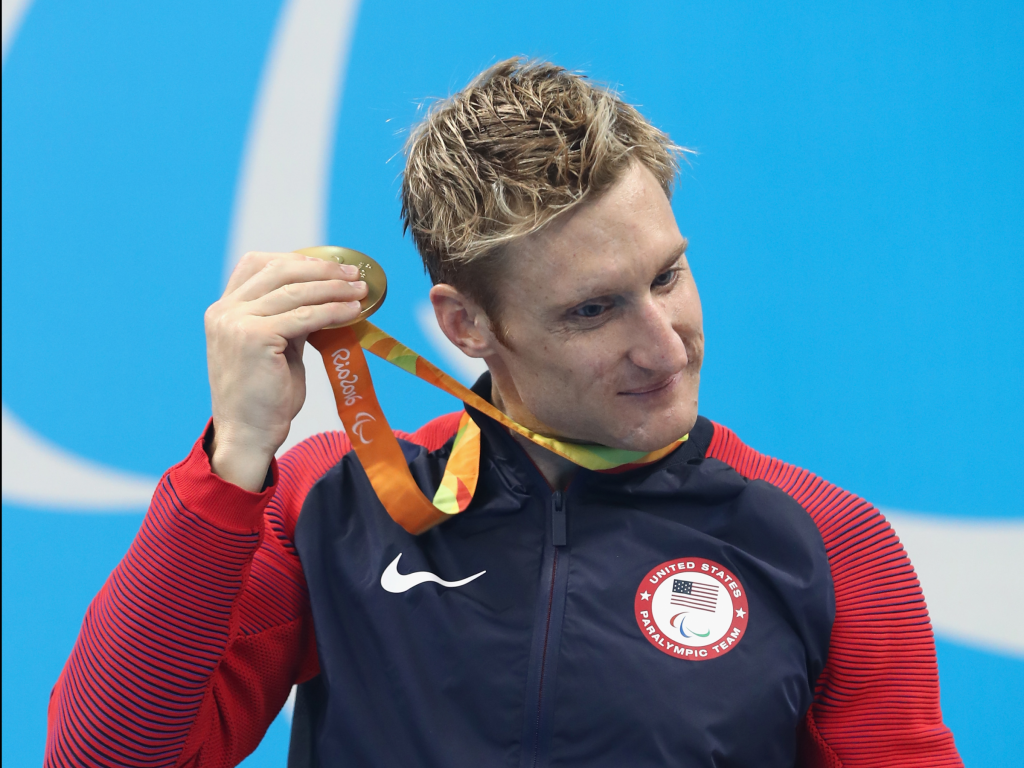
left=551, top=491, right=567, bottom=547
left=520, top=491, right=570, bottom=768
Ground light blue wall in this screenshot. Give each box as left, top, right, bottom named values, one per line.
left=2, top=1, right=1021, bottom=765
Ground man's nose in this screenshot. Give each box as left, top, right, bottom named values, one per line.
left=626, top=298, right=689, bottom=374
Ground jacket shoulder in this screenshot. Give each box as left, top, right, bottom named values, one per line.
left=706, top=421, right=898, bottom=575
left=705, top=421, right=959, bottom=766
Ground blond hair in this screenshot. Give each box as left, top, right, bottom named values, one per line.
left=401, top=57, right=685, bottom=319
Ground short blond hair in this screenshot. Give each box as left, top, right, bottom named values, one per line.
left=401, top=57, right=685, bottom=319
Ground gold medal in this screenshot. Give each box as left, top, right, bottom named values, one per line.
left=296, top=245, right=387, bottom=326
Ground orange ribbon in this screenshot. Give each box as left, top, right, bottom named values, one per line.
left=308, top=324, right=450, bottom=533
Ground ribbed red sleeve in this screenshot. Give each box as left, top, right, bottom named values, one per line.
left=43, top=423, right=353, bottom=768
left=706, top=423, right=962, bottom=768
left=44, top=412, right=463, bottom=768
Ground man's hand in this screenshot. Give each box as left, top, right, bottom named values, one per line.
left=205, top=251, right=368, bottom=491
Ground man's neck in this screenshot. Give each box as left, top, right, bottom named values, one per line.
left=490, top=374, right=578, bottom=491
left=511, top=432, right=578, bottom=491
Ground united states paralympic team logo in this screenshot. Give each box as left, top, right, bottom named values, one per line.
left=634, top=557, right=749, bottom=660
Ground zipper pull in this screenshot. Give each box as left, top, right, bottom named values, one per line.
left=551, top=491, right=567, bottom=547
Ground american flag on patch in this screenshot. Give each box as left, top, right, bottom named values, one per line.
left=671, top=579, right=719, bottom=613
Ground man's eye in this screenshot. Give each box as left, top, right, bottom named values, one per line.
left=575, top=303, right=607, bottom=318
left=652, top=269, right=678, bottom=288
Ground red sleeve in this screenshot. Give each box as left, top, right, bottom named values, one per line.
left=43, top=422, right=354, bottom=768
left=397, top=409, right=463, bottom=450
left=706, top=423, right=962, bottom=768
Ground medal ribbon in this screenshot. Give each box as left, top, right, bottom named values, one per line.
left=308, top=321, right=687, bottom=534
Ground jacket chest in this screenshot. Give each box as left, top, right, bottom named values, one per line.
left=301, top=494, right=816, bottom=768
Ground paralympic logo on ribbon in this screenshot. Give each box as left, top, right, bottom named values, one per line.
left=351, top=412, right=376, bottom=444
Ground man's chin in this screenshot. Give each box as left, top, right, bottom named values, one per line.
left=607, top=413, right=697, bottom=453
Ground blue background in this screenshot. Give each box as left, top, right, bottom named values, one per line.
left=2, top=0, right=1021, bottom=765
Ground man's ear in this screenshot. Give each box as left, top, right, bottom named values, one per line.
left=429, top=284, right=498, bottom=359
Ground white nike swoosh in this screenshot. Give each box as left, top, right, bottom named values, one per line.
left=380, top=554, right=486, bottom=594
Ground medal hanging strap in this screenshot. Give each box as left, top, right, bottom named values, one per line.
left=308, top=325, right=449, bottom=534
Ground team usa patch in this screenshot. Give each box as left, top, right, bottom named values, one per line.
left=634, top=557, right=749, bottom=660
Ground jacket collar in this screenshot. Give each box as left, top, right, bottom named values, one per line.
left=463, top=371, right=713, bottom=498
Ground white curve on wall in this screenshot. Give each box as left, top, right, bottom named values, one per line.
left=2, top=406, right=158, bottom=510
left=2, top=0, right=33, bottom=64
left=223, top=0, right=360, bottom=281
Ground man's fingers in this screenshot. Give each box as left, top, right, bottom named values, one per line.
left=250, top=279, right=368, bottom=318
left=223, top=251, right=303, bottom=296
left=231, top=256, right=359, bottom=303
left=262, top=301, right=364, bottom=340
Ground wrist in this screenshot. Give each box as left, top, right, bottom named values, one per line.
left=207, top=421, right=277, bottom=492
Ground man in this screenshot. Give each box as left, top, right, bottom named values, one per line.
left=45, top=58, right=962, bottom=767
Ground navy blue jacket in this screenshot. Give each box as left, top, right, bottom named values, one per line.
left=288, top=383, right=836, bottom=767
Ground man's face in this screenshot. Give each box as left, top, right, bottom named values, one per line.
left=483, top=162, right=704, bottom=452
